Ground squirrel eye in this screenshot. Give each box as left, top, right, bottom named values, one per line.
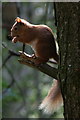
left=14, top=27, right=17, bottom=30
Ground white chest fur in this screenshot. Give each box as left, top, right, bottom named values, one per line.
left=28, top=39, right=38, bottom=52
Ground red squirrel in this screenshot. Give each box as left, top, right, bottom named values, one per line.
left=11, top=17, right=63, bottom=114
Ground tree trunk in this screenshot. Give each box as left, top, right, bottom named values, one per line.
left=56, top=3, right=80, bottom=119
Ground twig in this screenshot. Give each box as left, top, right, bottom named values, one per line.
left=2, top=43, right=20, bottom=68
left=54, top=2, right=57, bottom=26
left=2, top=43, right=20, bottom=57
left=2, top=65, right=15, bottom=94
left=23, top=43, right=25, bottom=52
left=2, top=54, right=12, bottom=67
left=3, top=65, right=26, bottom=105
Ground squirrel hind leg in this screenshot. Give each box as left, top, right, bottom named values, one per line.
left=32, top=57, right=49, bottom=65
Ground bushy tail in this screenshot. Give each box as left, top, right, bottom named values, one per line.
left=39, top=80, right=63, bottom=114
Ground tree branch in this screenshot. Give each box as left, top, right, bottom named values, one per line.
left=2, top=43, right=20, bottom=57
left=2, top=43, right=58, bottom=79
left=2, top=43, right=20, bottom=68
left=18, top=52, right=58, bottom=79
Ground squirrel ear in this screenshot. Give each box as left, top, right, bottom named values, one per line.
left=15, top=17, right=21, bottom=23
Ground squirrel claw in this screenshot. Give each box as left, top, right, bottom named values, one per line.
left=19, top=51, right=34, bottom=61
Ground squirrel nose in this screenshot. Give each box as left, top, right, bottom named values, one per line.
left=11, top=29, right=12, bottom=32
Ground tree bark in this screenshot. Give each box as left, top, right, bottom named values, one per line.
left=56, top=3, right=80, bottom=119
left=16, top=3, right=80, bottom=118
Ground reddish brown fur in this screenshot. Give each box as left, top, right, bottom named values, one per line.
left=11, top=17, right=59, bottom=64
left=11, top=18, right=63, bottom=114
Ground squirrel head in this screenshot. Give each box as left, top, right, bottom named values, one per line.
left=11, top=17, right=36, bottom=43
left=11, top=17, right=25, bottom=36
left=11, top=17, right=28, bottom=43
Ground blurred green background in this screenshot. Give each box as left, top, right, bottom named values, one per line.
left=2, top=2, right=63, bottom=118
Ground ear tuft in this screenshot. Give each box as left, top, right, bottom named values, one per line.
left=15, top=17, right=21, bottom=23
